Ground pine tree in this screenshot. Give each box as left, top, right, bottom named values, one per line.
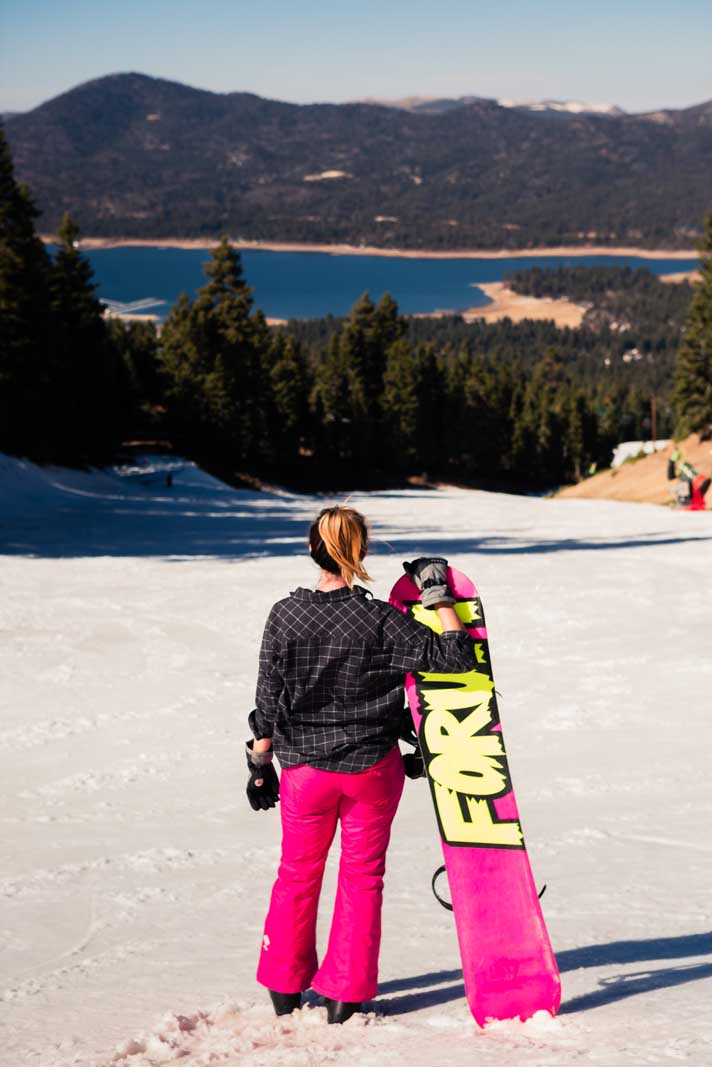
left=107, top=318, right=161, bottom=406
left=564, top=387, right=586, bottom=481
left=310, top=334, right=352, bottom=464
left=204, top=354, right=242, bottom=453
left=337, top=291, right=407, bottom=474
left=382, top=337, right=419, bottom=469
left=372, top=292, right=406, bottom=353
left=49, top=212, right=127, bottom=460
left=0, top=123, right=53, bottom=456
left=340, top=291, right=376, bottom=421
left=159, top=238, right=271, bottom=468
left=270, top=334, right=310, bottom=462
left=106, top=318, right=162, bottom=439
left=415, top=345, right=447, bottom=477
left=160, top=291, right=212, bottom=451
left=595, top=389, right=620, bottom=467
left=511, top=350, right=569, bottom=484
left=673, top=207, right=712, bottom=437
left=460, top=359, right=513, bottom=481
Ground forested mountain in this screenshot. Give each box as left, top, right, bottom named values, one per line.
left=5, top=73, right=712, bottom=248
left=3, top=102, right=710, bottom=487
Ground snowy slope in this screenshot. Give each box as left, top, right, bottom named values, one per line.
left=1, top=454, right=711, bottom=1067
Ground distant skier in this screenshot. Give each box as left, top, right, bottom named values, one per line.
left=245, top=506, right=476, bottom=1023
left=667, top=449, right=710, bottom=510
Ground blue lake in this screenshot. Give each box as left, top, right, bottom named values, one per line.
left=58, top=246, right=700, bottom=320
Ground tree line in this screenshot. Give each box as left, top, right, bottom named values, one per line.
left=2, top=124, right=710, bottom=490
left=506, top=259, right=711, bottom=445
left=1, top=125, right=132, bottom=464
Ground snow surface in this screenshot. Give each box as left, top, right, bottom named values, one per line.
left=1, top=453, right=711, bottom=1067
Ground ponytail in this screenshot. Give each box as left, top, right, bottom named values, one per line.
left=308, top=506, right=371, bottom=588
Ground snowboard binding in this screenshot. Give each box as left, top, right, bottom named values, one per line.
left=431, top=864, right=547, bottom=911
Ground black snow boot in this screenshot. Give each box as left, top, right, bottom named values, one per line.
left=269, top=989, right=302, bottom=1015
left=325, top=998, right=362, bottom=1024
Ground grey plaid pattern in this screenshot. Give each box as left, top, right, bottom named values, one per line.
left=250, top=585, right=476, bottom=773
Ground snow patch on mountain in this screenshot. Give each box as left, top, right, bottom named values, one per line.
left=498, top=98, right=625, bottom=116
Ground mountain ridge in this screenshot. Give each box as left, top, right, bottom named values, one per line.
left=357, top=94, right=626, bottom=116
left=6, top=72, right=712, bottom=249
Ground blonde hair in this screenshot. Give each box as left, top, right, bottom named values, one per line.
left=309, top=506, right=371, bottom=588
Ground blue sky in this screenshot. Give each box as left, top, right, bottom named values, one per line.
left=1, top=0, right=711, bottom=113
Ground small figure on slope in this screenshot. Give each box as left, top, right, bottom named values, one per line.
left=667, top=448, right=711, bottom=510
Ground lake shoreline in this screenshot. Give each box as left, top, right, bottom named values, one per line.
left=41, top=234, right=700, bottom=261
left=464, top=281, right=588, bottom=326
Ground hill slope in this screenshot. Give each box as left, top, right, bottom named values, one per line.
left=5, top=73, right=712, bottom=248
left=558, top=434, right=712, bottom=505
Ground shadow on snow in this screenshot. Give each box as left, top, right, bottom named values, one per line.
left=375, top=930, right=712, bottom=1017
left=1, top=478, right=710, bottom=559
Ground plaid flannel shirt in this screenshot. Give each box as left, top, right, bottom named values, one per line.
left=250, top=585, right=476, bottom=773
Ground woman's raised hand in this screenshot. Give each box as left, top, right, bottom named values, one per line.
left=402, top=557, right=455, bottom=609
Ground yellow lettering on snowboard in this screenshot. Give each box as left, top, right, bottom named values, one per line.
left=411, top=600, right=481, bottom=633
left=434, top=786, right=524, bottom=847
left=416, top=668, right=524, bottom=848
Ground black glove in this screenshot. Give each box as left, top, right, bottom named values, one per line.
left=246, top=740, right=280, bottom=811
left=398, top=706, right=419, bottom=745
left=403, top=557, right=455, bottom=609
left=399, top=709, right=427, bottom=779
left=403, top=749, right=426, bottom=779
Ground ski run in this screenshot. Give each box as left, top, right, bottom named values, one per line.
left=1, top=453, right=711, bottom=1067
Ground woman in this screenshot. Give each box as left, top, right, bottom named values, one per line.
left=246, top=505, right=476, bottom=1023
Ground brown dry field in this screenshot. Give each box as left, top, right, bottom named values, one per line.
left=557, top=434, right=712, bottom=506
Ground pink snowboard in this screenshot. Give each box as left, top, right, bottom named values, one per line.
left=390, top=567, right=561, bottom=1026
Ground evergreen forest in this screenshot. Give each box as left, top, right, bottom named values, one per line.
left=2, top=125, right=711, bottom=491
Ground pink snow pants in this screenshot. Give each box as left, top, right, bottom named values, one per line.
left=257, top=745, right=405, bottom=1002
